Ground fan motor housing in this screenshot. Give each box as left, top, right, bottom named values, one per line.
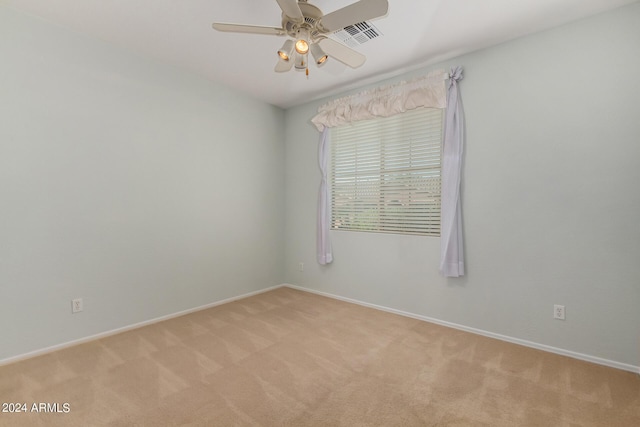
left=282, top=2, right=324, bottom=40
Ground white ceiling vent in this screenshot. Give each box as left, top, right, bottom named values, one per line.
left=330, top=21, right=382, bottom=48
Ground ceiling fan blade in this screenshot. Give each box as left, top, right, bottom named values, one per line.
left=276, top=0, right=303, bottom=21
left=275, top=58, right=294, bottom=73
left=212, top=22, right=285, bottom=36
left=319, top=0, right=389, bottom=32
left=318, top=38, right=366, bottom=69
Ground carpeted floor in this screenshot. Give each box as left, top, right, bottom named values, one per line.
left=0, top=287, right=638, bottom=426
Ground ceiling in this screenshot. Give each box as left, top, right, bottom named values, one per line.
left=5, top=0, right=637, bottom=109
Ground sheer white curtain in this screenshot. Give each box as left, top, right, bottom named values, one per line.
left=439, top=66, right=465, bottom=277
left=316, top=128, right=332, bottom=265
left=312, top=68, right=464, bottom=275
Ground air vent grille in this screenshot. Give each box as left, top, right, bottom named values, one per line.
left=330, top=21, right=382, bottom=48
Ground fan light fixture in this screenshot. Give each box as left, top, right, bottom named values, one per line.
left=310, top=43, right=328, bottom=65
left=277, top=39, right=295, bottom=61
left=295, top=39, right=309, bottom=55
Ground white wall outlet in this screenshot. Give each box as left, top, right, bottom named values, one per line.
left=553, top=304, right=565, bottom=320
left=298, top=262, right=304, bottom=272
left=72, top=298, right=83, bottom=313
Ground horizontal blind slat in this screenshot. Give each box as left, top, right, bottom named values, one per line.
left=330, top=107, right=442, bottom=237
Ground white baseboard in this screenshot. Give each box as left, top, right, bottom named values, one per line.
left=283, top=283, right=640, bottom=375
left=3, top=283, right=638, bottom=375
left=0, top=284, right=283, bottom=367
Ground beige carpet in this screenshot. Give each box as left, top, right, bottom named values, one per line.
left=0, top=287, right=638, bottom=426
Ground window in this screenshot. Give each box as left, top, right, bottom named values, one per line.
left=330, top=107, right=443, bottom=236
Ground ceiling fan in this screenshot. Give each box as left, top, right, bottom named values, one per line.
left=212, top=0, right=388, bottom=74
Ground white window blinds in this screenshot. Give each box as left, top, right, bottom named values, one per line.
left=331, top=107, right=443, bottom=236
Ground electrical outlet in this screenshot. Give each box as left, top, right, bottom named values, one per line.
left=298, top=262, right=304, bottom=272
left=72, top=298, right=83, bottom=314
left=553, top=304, right=565, bottom=320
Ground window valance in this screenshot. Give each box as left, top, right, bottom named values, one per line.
left=311, top=69, right=447, bottom=132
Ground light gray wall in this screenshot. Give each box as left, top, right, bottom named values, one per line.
left=284, top=3, right=640, bottom=368
left=0, top=7, right=285, bottom=360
